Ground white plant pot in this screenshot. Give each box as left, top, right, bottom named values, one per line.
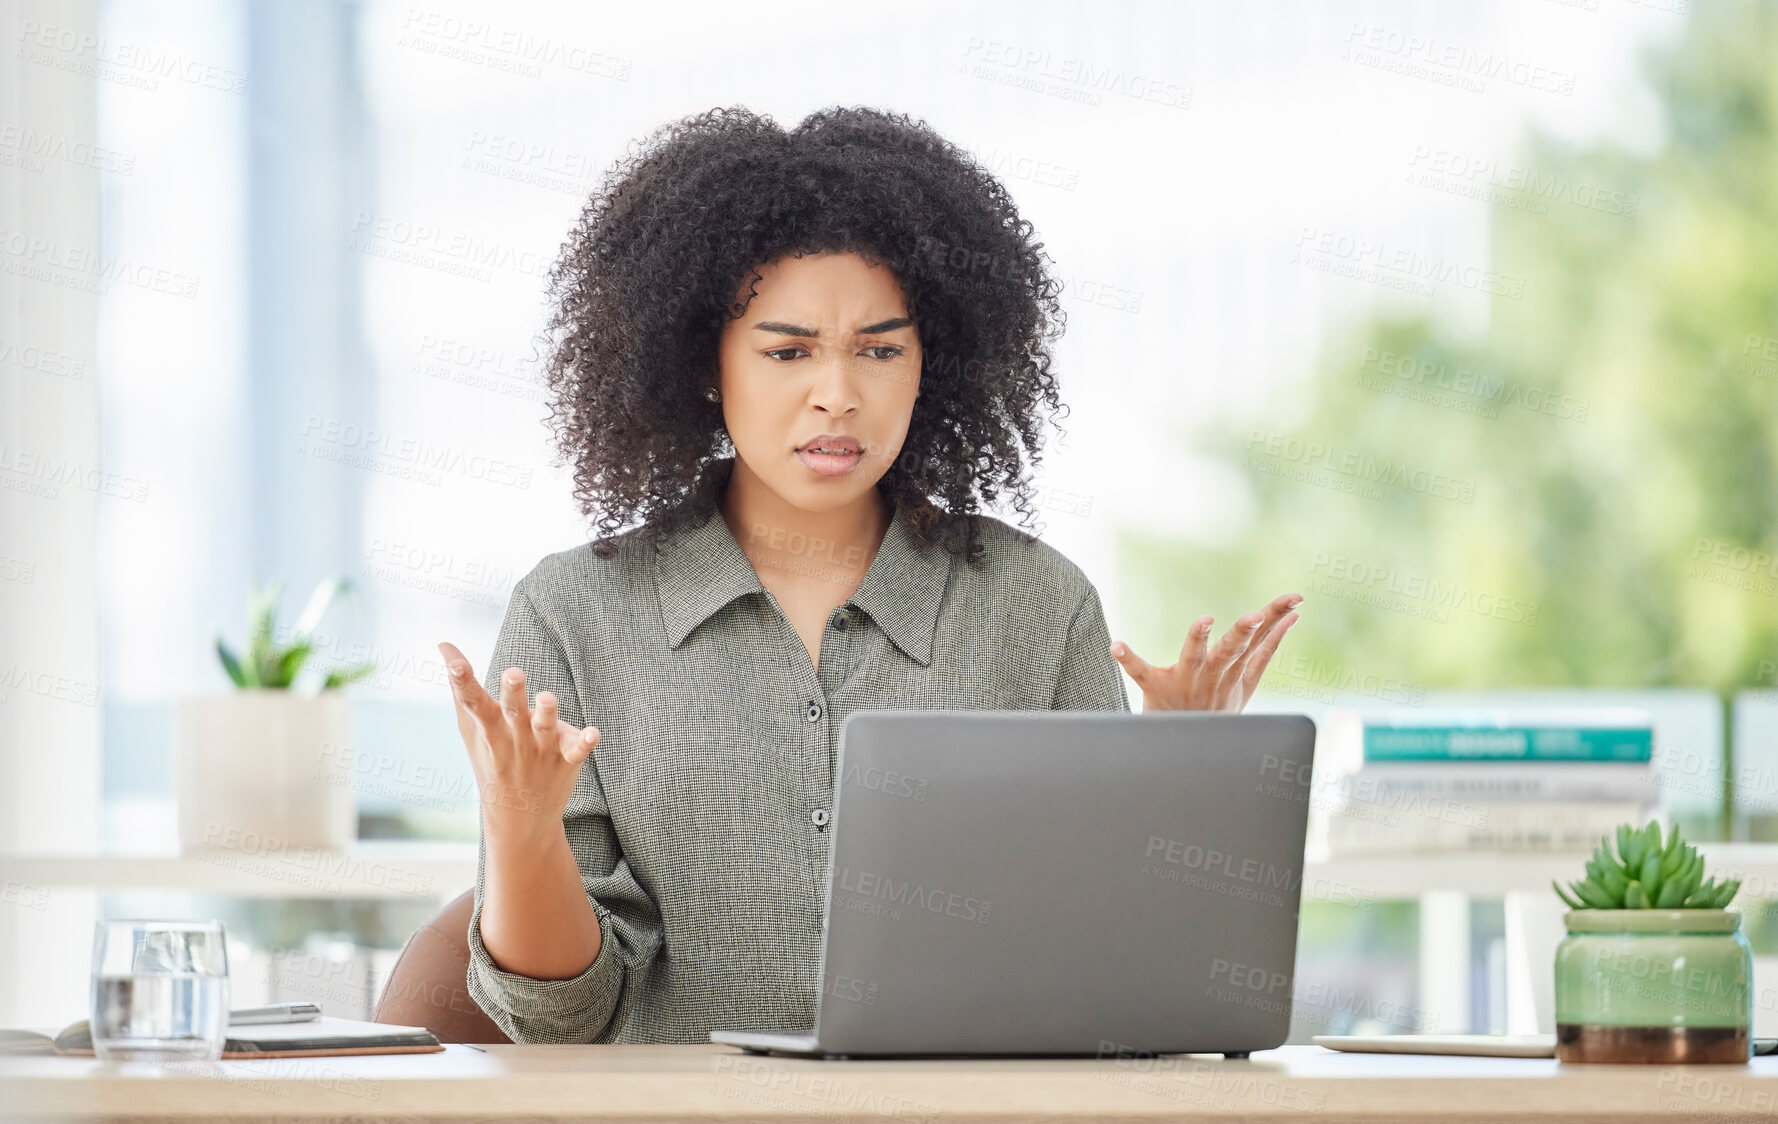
left=176, top=690, right=356, bottom=854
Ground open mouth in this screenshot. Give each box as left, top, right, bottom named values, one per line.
left=796, top=443, right=863, bottom=475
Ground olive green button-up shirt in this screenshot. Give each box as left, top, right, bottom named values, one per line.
left=465, top=487, right=1131, bottom=1044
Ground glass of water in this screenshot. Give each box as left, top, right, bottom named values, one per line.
left=90, top=919, right=230, bottom=1063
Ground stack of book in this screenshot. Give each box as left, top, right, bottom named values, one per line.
left=1315, top=707, right=1659, bottom=854
left=0, top=1013, right=444, bottom=1058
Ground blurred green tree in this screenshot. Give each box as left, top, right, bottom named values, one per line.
left=1123, top=4, right=1776, bottom=829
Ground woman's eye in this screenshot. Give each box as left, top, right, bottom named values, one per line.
left=764, top=346, right=903, bottom=362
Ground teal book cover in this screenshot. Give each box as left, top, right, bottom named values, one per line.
left=1362, top=725, right=1654, bottom=763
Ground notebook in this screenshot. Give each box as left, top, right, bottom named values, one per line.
left=1, top=1015, right=443, bottom=1059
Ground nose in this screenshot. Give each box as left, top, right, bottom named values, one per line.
left=808, top=348, right=862, bottom=416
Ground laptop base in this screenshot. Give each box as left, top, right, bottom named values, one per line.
left=712, top=1029, right=1260, bottom=1061
left=710, top=1030, right=823, bottom=1056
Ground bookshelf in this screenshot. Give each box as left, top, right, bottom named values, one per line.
left=11, top=841, right=1778, bottom=903
left=10, top=840, right=1778, bottom=1038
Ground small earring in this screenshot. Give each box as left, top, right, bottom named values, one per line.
left=704, top=387, right=721, bottom=403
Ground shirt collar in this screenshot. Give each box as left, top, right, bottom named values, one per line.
left=656, top=478, right=950, bottom=667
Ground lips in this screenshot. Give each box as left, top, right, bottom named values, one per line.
left=796, top=435, right=865, bottom=477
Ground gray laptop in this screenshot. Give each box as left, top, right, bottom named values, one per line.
left=710, top=709, right=1316, bottom=1058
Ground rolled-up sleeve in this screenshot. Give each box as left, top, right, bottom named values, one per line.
left=1050, top=579, right=1132, bottom=712
left=463, top=578, right=664, bottom=1043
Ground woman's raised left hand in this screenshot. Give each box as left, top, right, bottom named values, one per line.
left=1110, top=593, right=1303, bottom=712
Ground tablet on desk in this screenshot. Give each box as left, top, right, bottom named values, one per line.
left=1315, top=1034, right=1778, bottom=1058
left=1314, top=1034, right=1557, bottom=1058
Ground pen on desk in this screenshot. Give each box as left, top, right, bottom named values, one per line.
left=229, top=1002, right=322, bottom=1025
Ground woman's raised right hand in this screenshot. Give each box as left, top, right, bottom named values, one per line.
left=437, top=641, right=600, bottom=835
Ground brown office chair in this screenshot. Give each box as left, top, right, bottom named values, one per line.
left=373, top=887, right=512, bottom=1044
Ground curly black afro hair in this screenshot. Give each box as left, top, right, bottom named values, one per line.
left=538, top=104, right=1075, bottom=567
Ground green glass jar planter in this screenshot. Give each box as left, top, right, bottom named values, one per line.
left=1554, top=909, right=1752, bottom=1064
left=1552, top=822, right=1750, bottom=1064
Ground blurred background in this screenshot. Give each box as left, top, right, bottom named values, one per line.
left=3, top=0, right=1775, bottom=1044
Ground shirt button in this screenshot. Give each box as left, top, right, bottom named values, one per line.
left=811, top=808, right=830, bottom=827
left=833, top=612, right=848, bottom=631
left=806, top=701, right=823, bottom=722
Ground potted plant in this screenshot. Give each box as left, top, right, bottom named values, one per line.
left=1551, top=821, right=1751, bottom=1064
left=176, top=577, right=378, bottom=855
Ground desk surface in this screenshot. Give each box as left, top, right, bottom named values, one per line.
left=8, top=1043, right=1778, bottom=1122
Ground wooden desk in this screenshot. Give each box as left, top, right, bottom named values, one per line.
left=9, top=1043, right=1778, bottom=1122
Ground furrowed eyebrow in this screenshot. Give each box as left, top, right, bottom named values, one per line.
left=751, top=316, right=915, bottom=338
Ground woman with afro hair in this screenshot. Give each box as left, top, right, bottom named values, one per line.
left=436, top=105, right=1302, bottom=1045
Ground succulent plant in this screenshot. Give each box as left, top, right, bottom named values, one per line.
left=1553, top=821, right=1740, bottom=910
left=216, top=576, right=378, bottom=693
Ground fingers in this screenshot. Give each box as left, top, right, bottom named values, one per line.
left=565, top=724, right=601, bottom=768
left=1255, top=593, right=1304, bottom=651
left=1212, top=594, right=1304, bottom=702
left=533, top=689, right=558, bottom=738
left=1237, top=611, right=1301, bottom=699
left=1109, top=640, right=1160, bottom=691
left=1223, top=597, right=1308, bottom=704
left=437, top=641, right=473, bottom=690
left=1178, top=616, right=1214, bottom=676
left=1205, top=611, right=1264, bottom=691
left=499, top=667, right=534, bottom=745
left=535, top=690, right=602, bottom=767
left=1251, top=592, right=1303, bottom=641
left=438, top=641, right=502, bottom=733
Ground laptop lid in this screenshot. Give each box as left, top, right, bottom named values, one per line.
left=811, top=710, right=1316, bottom=1055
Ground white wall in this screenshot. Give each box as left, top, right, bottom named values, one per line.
left=0, top=0, right=104, bottom=1029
